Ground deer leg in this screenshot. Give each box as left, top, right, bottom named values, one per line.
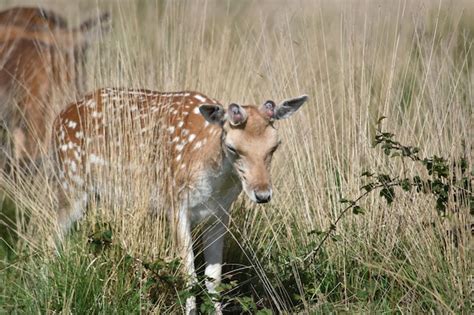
left=177, top=206, right=197, bottom=315
left=202, top=215, right=228, bottom=315
left=56, top=177, right=88, bottom=237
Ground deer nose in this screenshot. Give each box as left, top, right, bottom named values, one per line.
left=254, top=190, right=272, bottom=203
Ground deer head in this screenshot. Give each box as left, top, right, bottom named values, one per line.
left=199, top=95, right=308, bottom=203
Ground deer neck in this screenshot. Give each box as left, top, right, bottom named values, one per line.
left=202, top=128, right=241, bottom=194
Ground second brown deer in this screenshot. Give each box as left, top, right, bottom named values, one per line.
left=0, top=6, right=109, bottom=171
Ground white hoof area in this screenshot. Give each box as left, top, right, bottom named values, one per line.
left=185, top=296, right=196, bottom=315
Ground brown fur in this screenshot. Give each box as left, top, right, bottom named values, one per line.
left=52, top=88, right=289, bottom=221
left=0, top=7, right=108, bottom=169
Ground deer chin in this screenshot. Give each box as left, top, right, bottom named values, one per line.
left=243, top=186, right=258, bottom=203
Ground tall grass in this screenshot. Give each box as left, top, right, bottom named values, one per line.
left=1, top=0, right=472, bottom=313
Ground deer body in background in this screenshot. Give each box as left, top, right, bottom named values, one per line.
left=0, top=6, right=109, bottom=170
left=52, top=87, right=308, bottom=314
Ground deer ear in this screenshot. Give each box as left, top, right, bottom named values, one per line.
left=227, top=103, right=248, bottom=126
left=274, top=95, right=308, bottom=120
left=199, top=104, right=225, bottom=125
left=260, top=100, right=276, bottom=120
left=76, top=11, right=110, bottom=45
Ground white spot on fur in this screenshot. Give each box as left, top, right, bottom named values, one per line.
left=89, top=154, right=107, bottom=165
left=178, top=121, right=184, bottom=128
left=167, top=126, right=175, bottom=133
left=188, top=134, right=196, bottom=142
left=70, top=161, right=77, bottom=173
left=193, top=141, right=203, bottom=150
left=194, top=95, right=207, bottom=102
left=67, top=121, right=77, bottom=129
left=73, top=150, right=81, bottom=161
left=86, top=99, right=96, bottom=108
left=70, top=174, right=84, bottom=186
left=193, top=107, right=200, bottom=114
left=176, top=154, right=182, bottom=161
left=75, top=131, right=83, bottom=139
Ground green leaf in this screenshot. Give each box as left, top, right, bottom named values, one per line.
left=236, top=296, right=257, bottom=312
left=436, top=199, right=447, bottom=215
left=400, top=178, right=411, bottom=191
left=339, top=198, right=354, bottom=204
left=200, top=298, right=216, bottom=314
left=377, top=174, right=392, bottom=184
left=352, top=205, right=365, bottom=215
left=380, top=187, right=395, bottom=204
left=361, top=171, right=374, bottom=177
left=178, top=290, right=192, bottom=304
left=307, top=229, right=324, bottom=236
left=361, top=183, right=376, bottom=192
left=382, top=132, right=395, bottom=138
left=401, top=146, right=411, bottom=156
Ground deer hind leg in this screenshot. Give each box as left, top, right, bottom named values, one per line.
left=177, top=206, right=197, bottom=315
left=56, top=176, right=88, bottom=238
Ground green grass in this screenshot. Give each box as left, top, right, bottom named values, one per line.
left=0, top=224, right=187, bottom=314
left=1, top=215, right=466, bottom=313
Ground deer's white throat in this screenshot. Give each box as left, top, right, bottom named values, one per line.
left=187, top=152, right=241, bottom=225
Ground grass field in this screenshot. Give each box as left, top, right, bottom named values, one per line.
left=0, top=0, right=472, bottom=313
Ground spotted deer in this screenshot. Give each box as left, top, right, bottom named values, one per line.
left=0, top=7, right=109, bottom=171
left=52, top=87, right=308, bottom=314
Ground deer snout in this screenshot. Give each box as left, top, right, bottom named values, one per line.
left=254, top=189, right=272, bottom=203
